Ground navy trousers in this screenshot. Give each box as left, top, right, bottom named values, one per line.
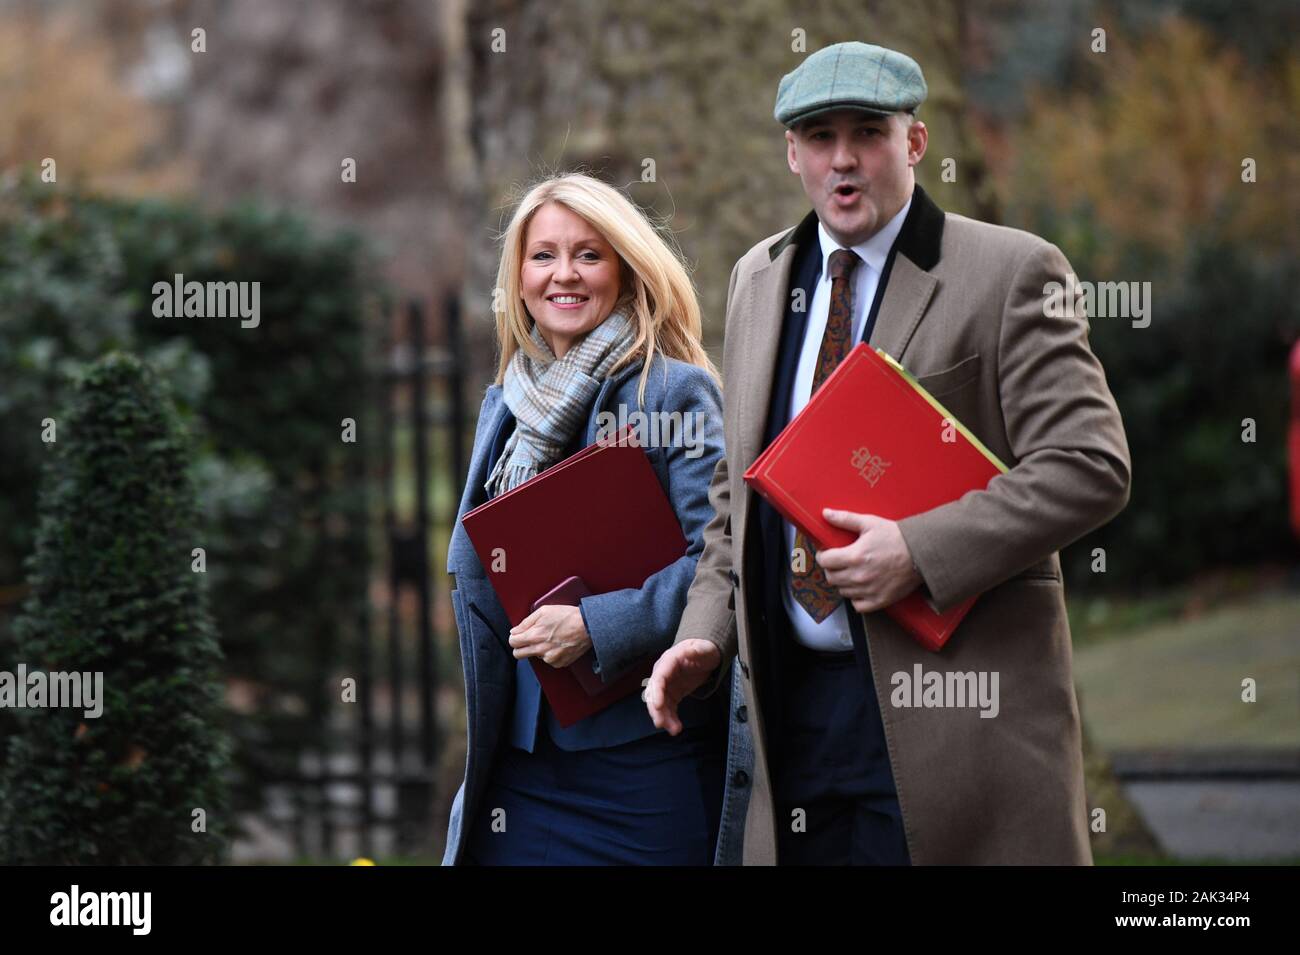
left=772, top=640, right=912, bottom=866
left=464, top=719, right=726, bottom=866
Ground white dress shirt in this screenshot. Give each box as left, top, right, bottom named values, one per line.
left=782, top=195, right=913, bottom=651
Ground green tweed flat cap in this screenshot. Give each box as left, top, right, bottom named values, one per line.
left=774, top=41, right=927, bottom=128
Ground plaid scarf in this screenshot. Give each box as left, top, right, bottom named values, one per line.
left=484, top=305, right=638, bottom=499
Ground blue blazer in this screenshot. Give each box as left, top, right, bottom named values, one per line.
left=442, top=353, right=732, bottom=865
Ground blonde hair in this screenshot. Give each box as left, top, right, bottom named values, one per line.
left=491, top=173, right=718, bottom=407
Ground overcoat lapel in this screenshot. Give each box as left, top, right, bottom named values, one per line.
left=868, top=254, right=938, bottom=360
left=736, top=248, right=798, bottom=471
left=868, top=183, right=946, bottom=359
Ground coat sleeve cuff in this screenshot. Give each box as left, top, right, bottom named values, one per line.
left=897, top=511, right=960, bottom=612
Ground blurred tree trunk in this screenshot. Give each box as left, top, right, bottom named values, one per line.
left=918, top=0, right=1003, bottom=223
left=168, top=0, right=449, bottom=304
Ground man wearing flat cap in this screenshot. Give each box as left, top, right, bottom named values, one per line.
left=647, top=41, right=1131, bottom=865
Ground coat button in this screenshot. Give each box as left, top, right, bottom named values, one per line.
left=735, top=704, right=748, bottom=723
left=728, top=569, right=740, bottom=587
left=740, top=661, right=750, bottom=679
left=731, top=769, right=750, bottom=788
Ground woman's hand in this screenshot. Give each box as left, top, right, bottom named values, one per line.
left=508, top=604, right=593, bottom=668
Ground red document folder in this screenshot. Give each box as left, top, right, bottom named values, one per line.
left=743, top=343, right=1009, bottom=651
left=460, top=430, right=688, bottom=726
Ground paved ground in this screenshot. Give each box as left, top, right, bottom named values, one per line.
left=1121, top=780, right=1300, bottom=861
left=1076, top=589, right=1300, bottom=863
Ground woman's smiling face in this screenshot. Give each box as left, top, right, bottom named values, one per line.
left=520, top=202, right=623, bottom=359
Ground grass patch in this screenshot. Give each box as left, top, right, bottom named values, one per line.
left=1074, top=588, right=1300, bottom=750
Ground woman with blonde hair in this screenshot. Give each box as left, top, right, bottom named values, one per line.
left=443, top=173, right=732, bottom=865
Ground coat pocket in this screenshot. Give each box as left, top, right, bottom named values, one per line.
left=1004, top=557, right=1063, bottom=586
left=913, top=352, right=981, bottom=398
left=467, top=599, right=512, bottom=654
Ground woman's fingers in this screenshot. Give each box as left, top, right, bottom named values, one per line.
left=509, top=624, right=551, bottom=658
left=507, top=629, right=537, bottom=649
left=509, top=609, right=540, bottom=634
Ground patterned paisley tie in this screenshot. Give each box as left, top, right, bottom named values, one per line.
left=791, top=248, right=861, bottom=622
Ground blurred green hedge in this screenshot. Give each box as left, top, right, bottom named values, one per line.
left=0, top=353, right=230, bottom=863
left=0, top=176, right=382, bottom=819
left=1046, top=213, right=1300, bottom=592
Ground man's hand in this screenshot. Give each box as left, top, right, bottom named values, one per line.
left=817, top=508, right=923, bottom=613
left=645, top=639, right=722, bottom=736
left=508, top=605, right=592, bottom=669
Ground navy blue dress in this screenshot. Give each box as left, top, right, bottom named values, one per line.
left=463, top=415, right=727, bottom=865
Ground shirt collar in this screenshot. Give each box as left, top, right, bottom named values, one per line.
left=817, top=192, right=914, bottom=281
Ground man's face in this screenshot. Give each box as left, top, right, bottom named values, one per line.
left=785, top=109, right=927, bottom=247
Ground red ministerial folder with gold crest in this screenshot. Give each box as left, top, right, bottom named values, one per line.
left=460, top=429, right=687, bottom=726
left=743, top=343, right=1009, bottom=651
